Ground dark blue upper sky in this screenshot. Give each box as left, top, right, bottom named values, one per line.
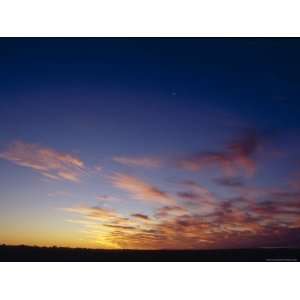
left=1, top=38, right=300, bottom=134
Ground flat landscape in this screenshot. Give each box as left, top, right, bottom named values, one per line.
left=0, top=245, right=299, bottom=262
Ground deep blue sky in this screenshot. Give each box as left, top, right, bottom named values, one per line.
left=1, top=38, right=300, bottom=140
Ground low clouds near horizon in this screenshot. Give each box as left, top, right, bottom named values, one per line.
left=65, top=184, right=300, bottom=249
left=2, top=129, right=300, bottom=249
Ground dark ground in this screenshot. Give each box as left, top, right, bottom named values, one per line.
left=0, top=245, right=299, bottom=261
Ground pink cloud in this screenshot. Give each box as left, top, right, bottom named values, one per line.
left=0, top=141, right=85, bottom=182
left=64, top=186, right=300, bottom=249
left=178, top=130, right=261, bottom=177
left=64, top=205, right=122, bottom=221
left=110, top=173, right=176, bottom=205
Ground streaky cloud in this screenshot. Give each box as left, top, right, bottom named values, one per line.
left=213, top=176, right=244, bottom=187
left=0, top=140, right=86, bottom=182
left=113, top=156, right=162, bottom=168
left=110, top=173, right=176, bottom=205
left=64, top=183, right=300, bottom=249
left=131, top=213, right=150, bottom=220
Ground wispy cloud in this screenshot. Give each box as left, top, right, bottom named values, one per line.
left=64, top=205, right=122, bottom=221
left=213, top=176, right=244, bottom=187
left=155, top=205, right=188, bottom=219
left=113, top=156, right=162, bottom=168
left=0, top=141, right=86, bottom=182
left=96, top=195, right=120, bottom=202
left=177, top=181, right=217, bottom=214
left=110, top=173, right=176, bottom=205
left=178, top=130, right=261, bottom=177
left=63, top=204, right=153, bottom=248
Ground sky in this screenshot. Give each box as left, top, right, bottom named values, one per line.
left=1, top=38, right=300, bottom=249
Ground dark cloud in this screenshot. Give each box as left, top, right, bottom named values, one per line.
left=177, top=129, right=262, bottom=177
left=131, top=213, right=150, bottom=220
left=181, top=180, right=200, bottom=187
left=177, top=191, right=199, bottom=200
left=104, top=224, right=137, bottom=230
left=214, top=176, right=244, bottom=187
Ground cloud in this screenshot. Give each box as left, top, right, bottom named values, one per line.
left=251, top=197, right=300, bottom=219
left=213, top=176, right=244, bottom=187
left=178, top=130, right=261, bottom=177
left=94, top=165, right=103, bottom=172
left=177, top=180, right=217, bottom=214
left=96, top=195, right=120, bottom=202
left=64, top=205, right=121, bottom=221
left=110, top=173, right=176, bottom=205
left=0, top=141, right=85, bottom=182
left=62, top=166, right=300, bottom=249
left=64, top=186, right=300, bottom=249
left=131, top=213, right=150, bottom=220
left=113, top=156, right=162, bottom=168
left=63, top=204, right=155, bottom=248
left=177, top=191, right=199, bottom=200
left=288, top=172, right=300, bottom=189
left=149, top=191, right=300, bottom=248
left=155, top=205, right=188, bottom=219
left=179, top=181, right=216, bottom=202
left=104, top=224, right=137, bottom=230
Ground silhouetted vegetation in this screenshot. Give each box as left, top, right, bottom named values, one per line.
left=0, top=245, right=299, bottom=261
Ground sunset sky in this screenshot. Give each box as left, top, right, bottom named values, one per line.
left=1, top=38, right=300, bottom=249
